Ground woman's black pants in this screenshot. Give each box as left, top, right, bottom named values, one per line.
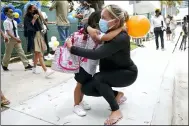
left=81, top=65, right=138, bottom=111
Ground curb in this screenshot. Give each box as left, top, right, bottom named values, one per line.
left=171, top=76, right=177, bottom=125
left=171, top=74, right=188, bottom=125
left=150, top=57, right=175, bottom=125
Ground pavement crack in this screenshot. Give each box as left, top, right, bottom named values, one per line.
left=8, top=108, right=56, bottom=125
left=20, top=77, right=74, bottom=103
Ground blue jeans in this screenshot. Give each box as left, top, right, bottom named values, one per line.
left=57, top=26, right=70, bottom=44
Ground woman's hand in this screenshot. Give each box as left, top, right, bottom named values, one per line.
left=4, top=36, right=9, bottom=43
left=33, top=14, right=39, bottom=20
left=66, top=38, right=73, bottom=50
left=87, top=26, right=101, bottom=42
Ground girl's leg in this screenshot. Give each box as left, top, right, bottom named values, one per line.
left=73, top=82, right=88, bottom=116
left=74, top=82, right=84, bottom=106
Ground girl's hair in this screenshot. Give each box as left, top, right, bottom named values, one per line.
left=88, top=11, right=101, bottom=29
left=103, top=4, right=129, bottom=28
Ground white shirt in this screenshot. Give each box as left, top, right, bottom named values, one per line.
left=3, top=17, right=19, bottom=38
left=166, top=18, right=170, bottom=24
left=151, top=15, right=167, bottom=32
left=80, top=32, right=105, bottom=75
left=170, top=19, right=177, bottom=30
left=41, top=11, right=48, bottom=30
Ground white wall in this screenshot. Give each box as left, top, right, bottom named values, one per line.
left=104, top=1, right=161, bottom=15
left=104, top=1, right=133, bottom=15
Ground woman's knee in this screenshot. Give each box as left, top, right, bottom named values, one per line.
left=93, top=73, right=104, bottom=82
left=81, top=82, right=100, bottom=97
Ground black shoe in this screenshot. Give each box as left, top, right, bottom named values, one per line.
left=156, top=47, right=159, bottom=50
left=2, top=64, right=9, bottom=71
left=25, top=64, right=33, bottom=70
left=141, top=45, right=145, bottom=48
left=137, top=44, right=141, bottom=47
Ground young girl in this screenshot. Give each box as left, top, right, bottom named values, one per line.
left=72, top=11, right=127, bottom=116
left=24, top=5, right=54, bottom=77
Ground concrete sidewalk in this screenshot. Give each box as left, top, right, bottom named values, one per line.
left=1, top=39, right=179, bottom=125
left=172, top=50, right=188, bottom=125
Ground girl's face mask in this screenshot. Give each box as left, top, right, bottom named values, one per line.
left=99, top=19, right=116, bottom=33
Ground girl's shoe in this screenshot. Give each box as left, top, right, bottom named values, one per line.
left=73, top=105, right=87, bottom=117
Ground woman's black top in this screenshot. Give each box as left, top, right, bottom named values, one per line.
left=70, top=31, right=135, bottom=72
left=24, top=13, right=42, bottom=33
left=24, top=13, right=42, bottom=52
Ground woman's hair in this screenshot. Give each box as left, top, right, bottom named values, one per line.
left=103, top=4, right=129, bottom=28
left=24, top=4, right=34, bottom=17
left=88, top=11, right=101, bottom=29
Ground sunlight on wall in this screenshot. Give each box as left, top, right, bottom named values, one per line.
left=104, top=1, right=133, bottom=15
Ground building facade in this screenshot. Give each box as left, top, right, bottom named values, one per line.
left=179, top=1, right=188, bottom=8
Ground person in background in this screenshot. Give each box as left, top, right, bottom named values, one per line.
left=1, top=30, right=10, bottom=106
left=135, top=38, right=145, bottom=47
left=41, top=11, right=50, bottom=56
left=49, top=1, right=70, bottom=44
left=169, top=16, right=177, bottom=42
left=24, top=5, right=54, bottom=77
left=68, top=0, right=74, bottom=13
left=166, top=15, right=171, bottom=41
left=181, top=15, right=188, bottom=50
left=81, top=0, right=95, bottom=25
left=151, top=9, right=166, bottom=50
left=2, top=7, right=32, bottom=71
left=75, top=0, right=86, bottom=30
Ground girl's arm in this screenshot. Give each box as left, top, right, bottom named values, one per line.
left=69, top=33, right=129, bottom=60
left=99, top=26, right=126, bottom=42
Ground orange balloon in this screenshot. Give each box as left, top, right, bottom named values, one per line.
left=126, top=15, right=150, bottom=38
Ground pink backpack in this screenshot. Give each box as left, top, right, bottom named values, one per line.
left=51, top=28, right=88, bottom=73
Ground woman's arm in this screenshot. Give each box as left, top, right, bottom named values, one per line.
left=70, top=33, right=129, bottom=60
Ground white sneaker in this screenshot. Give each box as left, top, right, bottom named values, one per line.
left=32, top=68, right=40, bottom=74
left=73, top=105, right=86, bottom=117
left=80, top=101, right=91, bottom=110
left=45, top=69, right=54, bottom=77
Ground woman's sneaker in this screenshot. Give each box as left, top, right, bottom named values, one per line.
left=73, top=105, right=86, bottom=117
left=32, top=68, right=40, bottom=74
left=45, top=69, right=54, bottom=78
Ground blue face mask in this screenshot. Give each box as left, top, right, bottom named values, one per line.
left=99, top=19, right=115, bottom=33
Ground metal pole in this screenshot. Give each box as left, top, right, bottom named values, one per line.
left=133, top=1, right=136, bottom=15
